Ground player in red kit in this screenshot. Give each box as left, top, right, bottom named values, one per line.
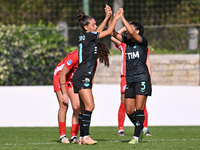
left=53, top=50, right=79, bottom=144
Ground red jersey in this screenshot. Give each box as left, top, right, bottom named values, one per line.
left=117, top=42, right=150, bottom=77
left=117, top=43, right=126, bottom=77
left=53, top=50, right=78, bottom=82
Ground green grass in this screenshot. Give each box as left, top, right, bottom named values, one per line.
left=0, top=126, right=200, bottom=150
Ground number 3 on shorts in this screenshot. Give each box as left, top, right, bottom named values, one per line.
left=141, top=82, right=146, bottom=92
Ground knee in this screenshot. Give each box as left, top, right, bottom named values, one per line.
left=136, top=106, right=143, bottom=110
left=73, top=107, right=80, bottom=115
left=88, top=106, right=95, bottom=111
left=125, top=105, right=134, bottom=115
left=59, top=103, right=68, bottom=112
left=85, top=104, right=95, bottom=112
left=126, top=110, right=133, bottom=115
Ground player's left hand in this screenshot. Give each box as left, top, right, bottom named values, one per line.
left=105, top=4, right=112, bottom=18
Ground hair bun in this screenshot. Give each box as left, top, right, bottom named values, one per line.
left=77, top=11, right=85, bottom=21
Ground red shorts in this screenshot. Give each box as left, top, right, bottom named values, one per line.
left=53, top=75, right=73, bottom=92
left=120, top=76, right=126, bottom=94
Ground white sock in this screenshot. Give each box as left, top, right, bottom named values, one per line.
left=60, top=135, right=66, bottom=139
left=71, top=136, right=77, bottom=139
left=133, top=136, right=139, bottom=140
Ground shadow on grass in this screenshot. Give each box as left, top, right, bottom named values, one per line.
left=95, top=138, right=129, bottom=143
left=51, top=140, right=60, bottom=143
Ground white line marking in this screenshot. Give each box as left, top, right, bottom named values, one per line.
left=2, top=142, right=55, bottom=146
left=1, top=138, right=200, bottom=146
left=105, top=138, right=200, bottom=143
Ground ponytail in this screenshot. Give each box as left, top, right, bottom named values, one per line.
left=77, top=11, right=94, bottom=31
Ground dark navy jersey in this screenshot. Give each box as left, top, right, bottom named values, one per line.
left=73, top=31, right=99, bottom=82
left=122, top=35, right=150, bottom=82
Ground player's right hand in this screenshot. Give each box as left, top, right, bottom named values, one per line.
left=62, top=94, right=69, bottom=106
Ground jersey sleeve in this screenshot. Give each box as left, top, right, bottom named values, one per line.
left=140, top=36, right=148, bottom=48
left=122, top=35, right=128, bottom=44
left=64, top=50, right=78, bottom=70
left=147, top=49, right=150, bottom=55
left=88, top=32, right=100, bottom=41
left=117, top=42, right=126, bottom=53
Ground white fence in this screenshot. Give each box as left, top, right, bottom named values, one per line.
left=0, top=85, right=200, bottom=127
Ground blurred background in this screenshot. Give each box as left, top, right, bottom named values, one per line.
left=0, top=0, right=200, bottom=86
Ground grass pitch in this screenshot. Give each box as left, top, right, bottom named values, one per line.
left=0, top=126, right=200, bottom=150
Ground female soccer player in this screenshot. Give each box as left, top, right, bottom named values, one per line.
left=112, top=8, right=152, bottom=144
left=53, top=50, right=79, bottom=144
left=111, top=29, right=152, bottom=136
left=53, top=42, right=110, bottom=144
left=72, top=5, right=122, bottom=145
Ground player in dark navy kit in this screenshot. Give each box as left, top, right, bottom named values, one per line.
left=111, top=27, right=152, bottom=137
left=72, top=5, right=122, bottom=145
left=112, top=8, right=152, bottom=144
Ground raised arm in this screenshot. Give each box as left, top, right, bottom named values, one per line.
left=98, top=9, right=122, bottom=39
left=96, top=4, right=112, bottom=32
left=108, top=11, right=123, bottom=42
left=111, top=36, right=121, bottom=47
left=111, top=27, right=126, bottom=47
left=120, top=8, right=142, bottom=43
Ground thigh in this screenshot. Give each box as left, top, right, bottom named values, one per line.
left=120, top=76, right=126, bottom=94
left=121, top=93, right=125, bottom=103
left=53, top=75, right=61, bottom=92
left=55, top=91, right=68, bottom=108
left=55, top=91, right=62, bottom=103
left=135, top=95, right=147, bottom=110
left=68, top=87, right=80, bottom=110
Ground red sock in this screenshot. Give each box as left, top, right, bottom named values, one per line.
left=59, top=122, right=66, bottom=137
left=118, top=102, right=126, bottom=130
left=143, top=105, right=148, bottom=128
left=71, top=124, right=79, bottom=138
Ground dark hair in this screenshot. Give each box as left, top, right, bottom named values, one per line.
left=130, top=22, right=144, bottom=36
left=96, top=42, right=110, bottom=67
left=77, top=11, right=94, bottom=31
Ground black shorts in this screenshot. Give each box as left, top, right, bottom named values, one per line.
left=73, top=76, right=92, bottom=93
left=125, top=81, right=152, bottom=99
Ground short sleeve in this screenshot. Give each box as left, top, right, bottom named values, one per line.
left=88, top=32, right=100, bottom=41
left=122, top=35, right=127, bottom=44
left=64, top=50, right=78, bottom=70
left=147, top=49, right=150, bottom=55
left=116, top=42, right=122, bottom=50
left=141, top=36, right=148, bottom=48
left=118, top=42, right=126, bottom=53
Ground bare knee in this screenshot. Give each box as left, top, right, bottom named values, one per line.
left=126, top=108, right=135, bottom=115
left=59, top=103, right=68, bottom=113
left=85, top=104, right=95, bottom=112
left=125, top=105, right=135, bottom=115
left=72, top=107, right=80, bottom=115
